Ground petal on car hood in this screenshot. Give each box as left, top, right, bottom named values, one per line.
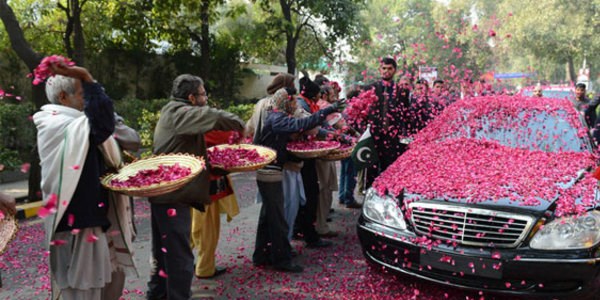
left=372, top=138, right=598, bottom=216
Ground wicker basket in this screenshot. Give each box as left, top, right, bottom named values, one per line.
left=0, top=215, right=18, bottom=255
left=321, top=144, right=355, bottom=161
left=287, top=141, right=340, bottom=159
left=208, top=144, right=276, bottom=173
left=101, top=153, right=205, bottom=197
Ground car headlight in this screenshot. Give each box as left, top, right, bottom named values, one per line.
left=363, top=188, right=407, bottom=230
left=530, top=211, right=600, bottom=250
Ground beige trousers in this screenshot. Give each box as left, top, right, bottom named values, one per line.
left=190, top=203, right=220, bottom=277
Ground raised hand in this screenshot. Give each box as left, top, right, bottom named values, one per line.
left=49, top=62, right=94, bottom=83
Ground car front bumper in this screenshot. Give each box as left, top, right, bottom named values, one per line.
left=357, top=215, right=600, bottom=298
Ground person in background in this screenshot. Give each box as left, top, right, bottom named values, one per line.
left=573, top=82, right=597, bottom=128
left=294, top=76, right=334, bottom=248
left=112, top=113, right=141, bottom=235
left=314, top=85, right=340, bottom=237
left=588, top=94, right=600, bottom=144
left=461, top=79, right=475, bottom=99
left=533, top=85, right=543, bottom=98
left=147, top=74, right=244, bottom=300
left=246, top=73, right=296, bottom=140
left=411, top=78, right=430, bottom=102
left=432, top=79, right=444, bottom=97
left=191, top=130, right=240, bottom=279
left=253, top=88, right=343, bottom=272
left=397, top=75, right=413, bottom=102
left=432, top=79, right=451, bottom=106
left=572, top=83, right=590, bottom=112
left=410, top=78, right=445, bottom=136
left=313, top=74, right=330, bottom=86
left=33, top=62, right=137, bottom=300
left=282, top=121, right=310, bottom=244
left=338, top=87, right=362, bottom=208
left=0, top=192, right=16, bottom=289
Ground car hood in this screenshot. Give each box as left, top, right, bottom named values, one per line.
left=372, top=138, right=598, bottom=216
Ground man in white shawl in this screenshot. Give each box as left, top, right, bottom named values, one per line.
left=33, top=63, right=137, bottom=300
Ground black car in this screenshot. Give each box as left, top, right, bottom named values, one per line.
left=357, top=95, right=600, bottom=299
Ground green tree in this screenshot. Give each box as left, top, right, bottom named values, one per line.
left=498, top=0, right=599, bottom=82
left=253, top=0, right=364, bottom=74
left=0, top=0, right=44, bottom=200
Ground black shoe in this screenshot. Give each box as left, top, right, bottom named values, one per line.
left=329, top=208, right=335, bottom=213
left=291, top=249, right=299, bottom=257
left=196, top=266, right=227, bottom=279
left=346, top=201, right=362, bottom=209
left=326, top=217, right=332, bottom=222
left=253, top=258, right=271, bottom=267
left=146, top=293, right=167, bottom=300
left=318, top=231, right=339, bottom=238
left=306, top=239, right=333, bottom=248
left=274, top=262, right=304, bottom=273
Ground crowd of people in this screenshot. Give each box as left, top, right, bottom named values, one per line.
left=2, top=56, right=598, bottom=300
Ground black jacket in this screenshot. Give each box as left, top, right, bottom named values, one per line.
left=257, top=106, right=336, bottom=167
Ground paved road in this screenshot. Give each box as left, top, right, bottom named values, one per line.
left=0, top=171, right=505, bottom=300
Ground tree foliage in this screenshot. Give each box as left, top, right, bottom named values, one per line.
left=252, top=0, right=365, bottom=74
left=344, top=0, right=598, bottom=89
left=497, top=0, right=599, bottom=82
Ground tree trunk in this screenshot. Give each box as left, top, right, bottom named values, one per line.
left=286, top=34, right=297, bottom=74
left=61, top=0, right=86, bottom=65
left=0, top=1, right=41, bottom=70
left=0, top=0, right=44, bottom=201
left=566, top=56, right=576, bottom=83
left=199, top=0, right=211, bottom=81
left=62, top=1, right=74, bottom=59
left=279, top=0, right=296, bottom=74
left=72, top=0, right=85, bottom=66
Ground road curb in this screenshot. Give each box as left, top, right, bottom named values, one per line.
left=15, top=201, right=42, bottom=220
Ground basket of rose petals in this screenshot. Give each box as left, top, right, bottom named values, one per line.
left=287, top=140, right=340, bottom=159
left=321, top=143, right=355, bottom=161
left=207, top=144, right=276, bottom=173
left=101, top=153, right=205, bottom=197
left=0, top=215, right=17, bottom=255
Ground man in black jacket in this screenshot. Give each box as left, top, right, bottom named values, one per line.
left=363, top=57, right=410, bottom=187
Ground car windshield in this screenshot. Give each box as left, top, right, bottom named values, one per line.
left=446, top=109, right=590, bottom=152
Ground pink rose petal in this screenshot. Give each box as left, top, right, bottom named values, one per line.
left=167, top=209, right=177, bottom=217
left=20, top=162, right=31, bottom=173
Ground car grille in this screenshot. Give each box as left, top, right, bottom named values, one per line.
left=408, top=202, right=535, bottom=248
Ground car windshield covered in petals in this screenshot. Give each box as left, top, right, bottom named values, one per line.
left=358, top=95, right=600, bottom=298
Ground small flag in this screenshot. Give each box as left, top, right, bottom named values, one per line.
left=592, top=166, right=600, bottom=180
left=351, top=125, right=379, bottom=171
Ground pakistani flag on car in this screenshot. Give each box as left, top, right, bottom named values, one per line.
left=351, top=124, right=379, bottom=171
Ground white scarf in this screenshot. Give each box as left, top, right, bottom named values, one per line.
left=34, top=104, right=137, bottom=276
